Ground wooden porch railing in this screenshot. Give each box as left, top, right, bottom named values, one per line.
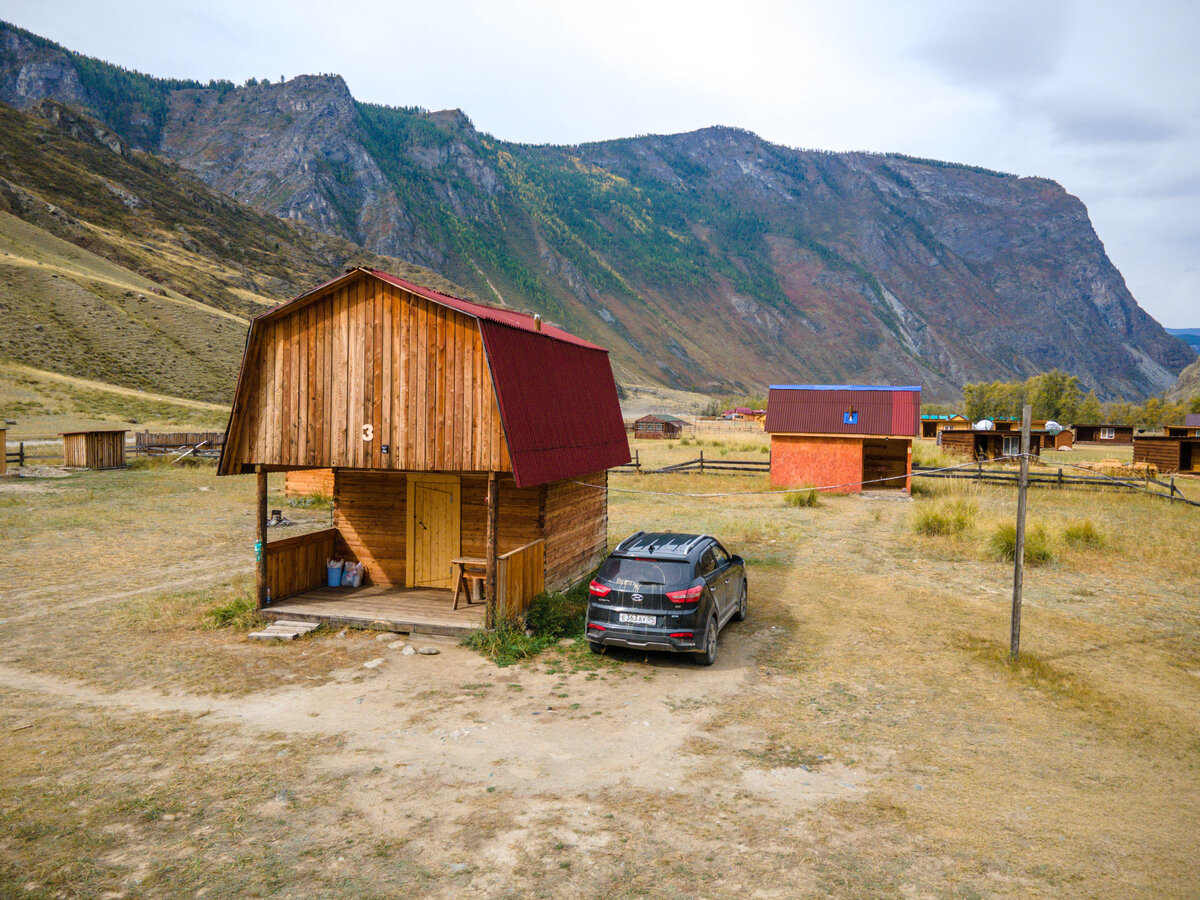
left=264, top=527, right=338, bottom=606
left=496, top=538, right=545, bottom=619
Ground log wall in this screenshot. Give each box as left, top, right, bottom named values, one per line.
left=223, top=275, right=511, bottom=475
left=544, top=471, right=608, bottom=590
left=333, top=470, right=408, bottom=586
left=461, top=474, right=543, bottom=557
left=286, top=468, right=336, bottom=498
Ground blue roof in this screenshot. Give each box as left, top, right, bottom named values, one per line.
left=769, top=384, right=922, bottom=392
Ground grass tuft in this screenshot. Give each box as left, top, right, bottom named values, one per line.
left=202, top=588, right=262, bottom=631
left=784, top=486, right=821, bottom=508
left=989, top=521, right=1053, bottom=565
left=1062, top=518, right=1106, bottom=550
left=464, top=581, right=591, bottom=666
left=911, top=498, right=976, bottom=535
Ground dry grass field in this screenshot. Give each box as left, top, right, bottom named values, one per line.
left=0, top=434, right=1197, bottom=898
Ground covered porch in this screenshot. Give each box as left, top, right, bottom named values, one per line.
left=262, top=584, right=484, bottom=636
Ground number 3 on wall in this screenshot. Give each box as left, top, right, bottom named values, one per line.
left=362, top=424, right=373, bottom=442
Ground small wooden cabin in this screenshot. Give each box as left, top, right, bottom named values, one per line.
left=632, top=414, right=687, bottom=439
left=1073, top=423, right=1134, bottom=444
left=62, top=430, right=127, bottom=469
left=218, top=268, right=630, bottom=634
left=1133, top=435, right=1200, bottom=473
left=940, top=428, right=1067, bottom=460
left=919, top=414, right=969, bottom=439
left=766, top=385, right=919, bottom=493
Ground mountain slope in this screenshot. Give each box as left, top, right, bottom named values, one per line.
left=0, top=99, right=474, bottom=403
left=1, top=20, right=1193, bottom=401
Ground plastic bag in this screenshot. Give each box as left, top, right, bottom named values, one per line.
left=341, top=561, right=364, bottom=588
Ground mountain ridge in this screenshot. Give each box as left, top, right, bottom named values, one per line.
left=0, top=20, right=1193, bottom=402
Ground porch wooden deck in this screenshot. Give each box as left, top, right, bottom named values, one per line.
left=261, top=584, right=485, bottom=636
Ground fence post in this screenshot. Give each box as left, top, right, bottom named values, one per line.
left=699, top=451, right=705, bottom=475
left=1011, top=404, right=1031, bottom=662
left=19, top=442, right=24, bottom=467
left=1057, top=468, right=1063, bottom=488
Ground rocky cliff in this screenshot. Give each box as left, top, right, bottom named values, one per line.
left=1, top=20, right=1193, bottom=400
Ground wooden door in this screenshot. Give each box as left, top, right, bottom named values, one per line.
left=407, top=476, right=460, bottom=588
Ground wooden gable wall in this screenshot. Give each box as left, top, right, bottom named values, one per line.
left=223, top=274, right=512, bottom=473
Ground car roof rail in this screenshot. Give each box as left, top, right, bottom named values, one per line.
left=614, top=531, right=645, bottom=553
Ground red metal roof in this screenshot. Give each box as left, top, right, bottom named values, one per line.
left=765, top=385, right=920, bottom=437
left=479, top=321, right=630, bottom=487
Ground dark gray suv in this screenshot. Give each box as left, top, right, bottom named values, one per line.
left=585, top=532, right=747, bottom=665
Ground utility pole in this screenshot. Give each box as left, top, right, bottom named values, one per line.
left=1010, top=404, right=1031, bottom=661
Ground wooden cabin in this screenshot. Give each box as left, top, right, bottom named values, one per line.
left=218, top=268, right=630, bottom=635
left=632, top=414, right=688, bottom=439
left=1073, top=423, right=1134, bottom=444
left=62, top=430, right=127, bottom=469
left=940, top=428, right=1066, bottom=460
left=1133, top=435, right=1200, bottom=474
left=919, top=413, right=969, bottom=440
left=766, top=385, right=919, bottom=493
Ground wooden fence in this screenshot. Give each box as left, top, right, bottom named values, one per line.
left=264, top=527, right=338, bottom=604
left=646, top=452, right=770, bottom=475
left=913, top=464, right=1199, bottom=506
left=3, top=442, right=23, bottom=470
left=135, top=431, right=226, bottom=456
left=496, top=538, right=545, bottom=619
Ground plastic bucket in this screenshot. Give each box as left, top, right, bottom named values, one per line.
left=326, top=562, right=344, bottom=587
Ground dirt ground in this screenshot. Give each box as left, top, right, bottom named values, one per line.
left=1, top=447, right=1198, bottom=898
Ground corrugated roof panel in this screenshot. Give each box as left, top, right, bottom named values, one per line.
left=479, top=321, right=630, bottom=487
left=766, top=386, right=921, bottom=436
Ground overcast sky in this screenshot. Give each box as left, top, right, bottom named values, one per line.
left=5, top=0, right=1198, bottom=327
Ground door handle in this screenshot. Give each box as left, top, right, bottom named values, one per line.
left=418, top=520, right=427, bottom=530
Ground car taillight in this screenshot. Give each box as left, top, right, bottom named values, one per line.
left=588, top=580, right=611, bottom=597
left=587, top=623, right=606, bottom=631
left=670, top=632, right=694, bottom=639
left=665, top=584, right=703, bottom=603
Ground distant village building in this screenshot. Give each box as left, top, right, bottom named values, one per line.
left=766, top=385, right=920, bottom=493
left=919, top=413, right=969, bottom=439
left=940, top=428, right=1071, bottom=460
left=1072, top=423, right=1135, bottom=444
left=632, top=414, right=689, bottom=439
left=218, top=268, right=630, bottom=633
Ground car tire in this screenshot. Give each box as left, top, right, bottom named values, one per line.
left=587, top=640, right=604, bottom=655
left=696, top=615, right=718, bottom=666
left=732, top=582, right=748, bottom=622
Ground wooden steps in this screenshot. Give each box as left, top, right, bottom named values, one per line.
left=248, top=619, right=321, bottom=640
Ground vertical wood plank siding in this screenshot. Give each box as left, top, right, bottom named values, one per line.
left=497, top=539, right=545, bottom=618
left=285, top=469, right=336, bottom=497
left=265, top=528, right=338, bottom=601
left=229, top=281, right=510, bottom=474
left=62, top=431, right=127, bottom=468
left=334, top=470, right=409, bottom=586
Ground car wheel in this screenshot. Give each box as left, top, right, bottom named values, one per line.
left=732, top=582, right=748, bottom=622
left=696, top=615, right=718, bottom=666
left=587, top=640, right=604, bottom=655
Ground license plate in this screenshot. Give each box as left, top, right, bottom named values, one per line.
left=618, top=613, right=656, bottom=626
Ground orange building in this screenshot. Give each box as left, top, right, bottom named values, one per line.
left=766, top=385, right=921, bottom=493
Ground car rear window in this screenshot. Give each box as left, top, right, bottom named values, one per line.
left=598, top=557, right=692, bottom=588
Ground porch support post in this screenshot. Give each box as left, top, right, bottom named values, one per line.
left=255, top=465, right=268, bottom=610
left=486, top=471, right=499, bottom=629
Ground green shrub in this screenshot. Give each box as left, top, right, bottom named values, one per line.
left=785, top=487, right=821, bottom=508
left=989, top=522, right=1053, bottom=565
left=911, top=498, right=976, bottom=535
left=462, top=619, right=550, bottom=667
left=1063, top=519, right=1106, bottom=549
left=202, top=589, right=261, bottom=631
left=464, top=582, right=590, bottom=666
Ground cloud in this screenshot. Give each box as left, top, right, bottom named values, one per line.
left=911, top=0, right=1070, bottom=90
left=1035, top=92, right=1186, bottom=145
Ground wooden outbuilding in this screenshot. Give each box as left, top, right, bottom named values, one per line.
left=62, top=430, right=127, bottom=469
left=1073, top=423, right=1134, bottom=444
left=919, top=413, right=969, bottom=439
left=632, top=414, right=688, bottom=439
left=1133, top=435, right=1200, bottom=473
left=940, top=428, right=1069, bottom=460
left=218, top=268, right=630, bottom=634
left=766, top=385, right=919, bottom=493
